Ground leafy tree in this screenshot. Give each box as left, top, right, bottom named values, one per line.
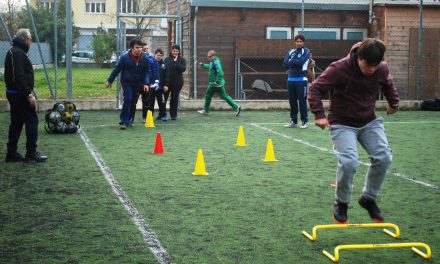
left=91, top=24, right=116, bottom=67
left=16, top=0, right=79, bottom=62
left=0, top=0, right=21, bottom=41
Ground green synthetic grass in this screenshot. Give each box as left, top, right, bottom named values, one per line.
left=0, top=67, right=115, bottom=100
left=0, top=110, right=439, bottom=264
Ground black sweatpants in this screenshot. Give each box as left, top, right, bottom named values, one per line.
left=6, top=93, right=38, bottom=155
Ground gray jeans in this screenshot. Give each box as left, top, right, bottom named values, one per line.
left=329, top=118, right=393, bottom=203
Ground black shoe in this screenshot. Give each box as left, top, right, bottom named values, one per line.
left=333, top=201, right=348, bottom=224
left=5, top=152, right=25, bottom=162
left=119, top=123, right=127, bottom=130
left=171, top=117, right=176, bottom=120
left=155, top=115, right=161, bottom=120
left=358, top=196, right=384, bottom=223
left=25, top=152, right=48, bottom=162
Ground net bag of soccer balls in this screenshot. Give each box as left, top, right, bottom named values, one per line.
left=44, top=101, right=80, bottom=133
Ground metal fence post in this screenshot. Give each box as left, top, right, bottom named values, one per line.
left=25, top=0, right=54, bottom=99
left=54, top=0, right=58, bottom=99
left=66, top=0, right=72, bottom=100
left=417, top=0, right=423, bottom=100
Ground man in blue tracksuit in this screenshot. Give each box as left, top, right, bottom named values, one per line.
left=106, top=39, right=151, bottom=129
left=283, top=34, right=310, bottom=129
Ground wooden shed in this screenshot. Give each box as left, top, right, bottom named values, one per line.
left=168, top=0, right=440, bottom=100
left=372, top=1, right=440, bottom=99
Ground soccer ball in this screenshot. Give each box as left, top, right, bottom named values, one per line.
left=65, top=101, right=76, bottom=112
left=56, top=102, right=65, bottom=113
left=49, top=111, right=62, bottom=124
left=72, top=111, right=80, bottom=124
left=62, top=112, right=73, bottom=124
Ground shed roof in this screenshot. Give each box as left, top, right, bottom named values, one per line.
left=190, top=0, right=440, bottom=10
left=190, top=0, right=369, bottom=10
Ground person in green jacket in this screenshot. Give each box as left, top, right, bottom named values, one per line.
left=198, top=50, right=241, bottom=116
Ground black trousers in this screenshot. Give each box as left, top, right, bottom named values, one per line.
left=138, top=88, right=150, bottom=120
left=148, top=89, right=167, bottom=118
left=6, top=93, right=38, bottom=154
left=164, top=83, right=183, bottom=119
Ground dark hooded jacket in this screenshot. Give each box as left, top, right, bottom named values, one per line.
left=308, top=42, right=399, bottom=127
left=4, top=38, right=34, bottom=96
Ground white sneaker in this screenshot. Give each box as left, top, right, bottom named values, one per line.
left=197, top=109, right=208, bottom=115
left=235, top=106, right=241, bottom=117
left=300, top=122, right=308, bottom=129
left=284, top=121, right=296, bottom=128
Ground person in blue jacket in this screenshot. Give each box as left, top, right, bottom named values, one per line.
left=106, top=39, right=151, bottom=129
left=148, top=48, right=169, bottom=121
left=136, top=42, right=157, bottom=123
left=283, top=34, right=310, bottom=129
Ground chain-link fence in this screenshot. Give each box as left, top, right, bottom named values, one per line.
left=0, top=0, right=174, bottom=102
left=1, top=1, right=439, bottom=101
left=231, top=1, right=440, bottom=101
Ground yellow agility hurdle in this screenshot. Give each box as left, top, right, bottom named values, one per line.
left=302, top=223, right=400, bottom=241
left=322, top=242, right=432, bottom=263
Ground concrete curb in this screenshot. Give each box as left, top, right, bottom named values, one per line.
left=0, top=98, right=422, bottom=112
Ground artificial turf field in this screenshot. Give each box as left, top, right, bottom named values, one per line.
left=0, top=109, right=439, bottom=264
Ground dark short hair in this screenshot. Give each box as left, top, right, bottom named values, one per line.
left=155, top=48, right=164, bottom=55
left=171, top=44, right=180, bottom=51
left=130, top=39, right=143, bottom=48
left=358, top=38, right=386, bottom=66
left=294, top=34, right=305, bottom=42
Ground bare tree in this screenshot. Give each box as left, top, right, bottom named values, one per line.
left=119, top=0, right=165, bottom=39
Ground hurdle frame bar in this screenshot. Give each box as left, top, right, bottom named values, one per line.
left=322, top=242, right=432, bottom=263
left=302, top=223, right=400, bottom=241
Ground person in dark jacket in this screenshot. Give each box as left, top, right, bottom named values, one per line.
left=283, top=34, right=310, bottom=129
left=106, top=39, right=151, bottom=129
left=164, top=44, right=186, bottom=120
left=4, top=28, right=47, bottom=162
left=148, top=49, right=169, bottom=121
left=308, top=38, right=399, bottom=224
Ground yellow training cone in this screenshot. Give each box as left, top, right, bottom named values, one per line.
left=144, top=110, right=155, bottom=128
left=192, top=149, right=208, bottom=175
left=263, top=138, right=278, bottom=162
left=234, top=126, right=247, bottom=147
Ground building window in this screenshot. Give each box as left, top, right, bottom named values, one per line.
left=294, top=28, right=340, bottom=40
left=343, top=28, right=367, bottom=40
left=40, top=0, right=54, bottom=9
left=266, top=27, right=292, bottom=40
left=121, top=0, right=137, bottom=14
left=85, top=0, right=106, bottom=14
left=162, top=1, right=168, bottom=15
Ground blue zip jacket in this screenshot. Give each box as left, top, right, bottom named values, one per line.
left=144, top=52, right=157, bottom=85
left=158, top=60, right=169, bottom=89
left=107, top=50, right=151, bottom=86
left=283, top=47, right=310, bottom=82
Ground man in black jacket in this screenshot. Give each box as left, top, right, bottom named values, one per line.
left=4, top=28, right=47, bottom=162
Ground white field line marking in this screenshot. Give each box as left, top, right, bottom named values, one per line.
left=254, top=121, right=440, bottom=125
left=78, top=128, right=174, bottom=264
left=82, top=120, right=440, bottom=129
left=249, top=123, right=440, bottom=190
